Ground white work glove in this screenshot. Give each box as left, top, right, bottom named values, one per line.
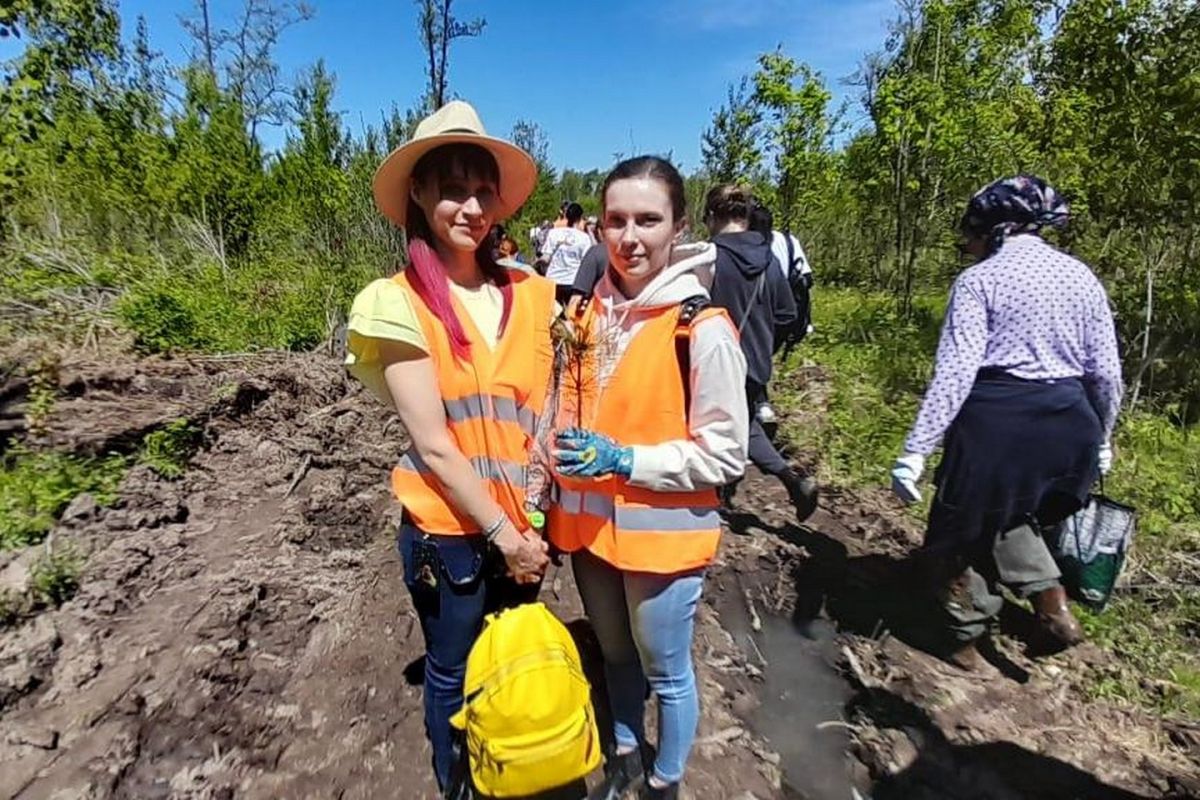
left=891, top=452, right=926, bottom=504
left=1098, top=441, right=1113, bottom=475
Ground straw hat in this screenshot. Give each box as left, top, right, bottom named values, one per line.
left=372, top=100, right=537, bottom=228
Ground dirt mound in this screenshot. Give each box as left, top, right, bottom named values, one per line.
left=0, top=351, right=1196, bottom=799
left=0, top=354, right=777, bottom=800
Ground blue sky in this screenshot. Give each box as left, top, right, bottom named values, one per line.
left=12, top=0, right=897, bottom=171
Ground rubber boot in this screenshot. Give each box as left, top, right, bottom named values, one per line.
left=1032, top=585, right=1085, bottom=647
left=588, top=748, right=645, bottom=800
left=779, top=468, right=818, bottom=523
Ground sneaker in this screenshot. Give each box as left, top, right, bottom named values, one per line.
left=588, top=748, right=645, bottom=800
left=640, top=781, right=679, bottom=799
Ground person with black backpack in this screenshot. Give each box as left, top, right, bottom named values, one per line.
left=753, top=206, right=814, bottom=358
left=707, top=185, right=818, bottom=522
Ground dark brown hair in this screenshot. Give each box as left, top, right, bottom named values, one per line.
left=704, top=183, right=756, bottom=227
left=600, top=155, right=686, bottom=224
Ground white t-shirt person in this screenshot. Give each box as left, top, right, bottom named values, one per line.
left=541, top=226, right=593, bottom=286
left=770, top=230, right=812, bottom=281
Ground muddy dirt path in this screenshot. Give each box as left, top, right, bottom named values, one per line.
left=1, top=352, right=1197, bottom=799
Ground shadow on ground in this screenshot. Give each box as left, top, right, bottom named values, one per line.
left=853, top=687, right=1159, bottom=800
left=721, top=506, right=1184, bottom=799
left=724, top=508, right=1058, bottom=673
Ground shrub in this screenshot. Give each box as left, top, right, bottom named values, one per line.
left=29, top=545, right=83, bottom=607
left=0, top=447, right=127, bottom=550
left=117, top=288, right=204, bottom=354
left=139, top=419, right=201, bottom=479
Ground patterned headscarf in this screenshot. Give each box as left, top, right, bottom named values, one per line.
left=959, top=174, right=1070, bottom=253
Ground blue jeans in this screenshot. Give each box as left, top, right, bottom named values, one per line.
left=398, top=523, right=538, bottom=790
left=572, top=548, right=704, bottom=785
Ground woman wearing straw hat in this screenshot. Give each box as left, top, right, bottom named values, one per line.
left=345, top=101, right=554, bottom=791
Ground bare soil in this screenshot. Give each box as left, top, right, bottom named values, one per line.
left=1, top=351, right=1197, bottom=799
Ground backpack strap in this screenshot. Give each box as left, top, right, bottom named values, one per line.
left=573, top=291, right=710, bottom=421
left=675, top=295, right=711, bottom=418
left=784, top=229, right=796, bottom=279
left=735, top=272, right=766, bottom=334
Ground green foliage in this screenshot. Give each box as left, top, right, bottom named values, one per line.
left=139, top=419, right=201, bottom=479
left=24, top=354, right=60, bottom=436
left=782, top=288, right=943, bottom=488
left=693, top=0, right=1200, bottom=418
left=29, top=544, right=82, bottom=607
left=0, top=0, right=120, bottom=196
left=701, top=77, right=765, bottom=185
left=117, top=289, right=204, bottom=354
left=0, top=446, right=126, bottom=550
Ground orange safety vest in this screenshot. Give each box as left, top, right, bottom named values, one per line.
left=548, top=298, right=731, bottom=573
left=390, top=270, right=556, bottom=535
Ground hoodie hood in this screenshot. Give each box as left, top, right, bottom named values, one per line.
left=594, top=241, right=716, bottom=312
left=713, top=230, right=772, bottom=278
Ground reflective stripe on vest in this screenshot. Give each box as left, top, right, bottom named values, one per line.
left=442, top=392, right=539, bottom=437
left=557, top=489, right=719, bottom=532
left=398, top=449, right=527, bottom=490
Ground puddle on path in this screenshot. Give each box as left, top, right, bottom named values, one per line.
left=719, top=580, right=859, bottom=800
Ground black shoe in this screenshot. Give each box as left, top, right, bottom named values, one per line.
left=780, top=469, right=818, bottom=523
left=640, top=781, right=679, bottom=800
left=588, top=748, right=645, bottom=800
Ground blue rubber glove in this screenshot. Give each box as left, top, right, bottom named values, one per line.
left=553, top=428, right=633, bottom=478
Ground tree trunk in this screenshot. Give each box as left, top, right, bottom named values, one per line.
left=200, top=0, right=216, bottom=78
left=1130, top=246, right=1166, bottom=408
left=436, top=0, right=452, bottom=108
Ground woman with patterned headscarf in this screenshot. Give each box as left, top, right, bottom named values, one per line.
left=890, top=175, right=1124, bottom=670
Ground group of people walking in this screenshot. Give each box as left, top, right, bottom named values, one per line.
left=346, top=101, right=1123, bottom=797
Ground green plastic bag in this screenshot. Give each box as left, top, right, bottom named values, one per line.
left=1055, top=493, right=1136, bottom=611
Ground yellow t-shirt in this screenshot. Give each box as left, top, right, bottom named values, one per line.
left=345, top=278, right=505, bottom=404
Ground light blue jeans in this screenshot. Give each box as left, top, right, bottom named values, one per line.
left=572, top=549, right=704, bottom=785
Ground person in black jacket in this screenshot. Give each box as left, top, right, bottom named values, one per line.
left=706, top=185, right=818, bottom=522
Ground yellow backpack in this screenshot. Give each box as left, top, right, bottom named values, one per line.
left=449, top=602, right=602, bottom=797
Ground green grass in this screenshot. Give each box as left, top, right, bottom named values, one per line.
left=778, top=288, right=944, bottom=490
left=1076, top=411, right=1200, bottom=718
left=778, top=286, right=1200, bottom=718
left=0, top=446, right=127, bottom=550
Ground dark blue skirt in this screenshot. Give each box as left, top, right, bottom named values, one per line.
left=925, top=370, right=1101, bottom=555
